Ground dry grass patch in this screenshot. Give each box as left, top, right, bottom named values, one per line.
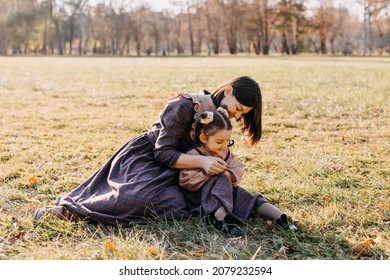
left=0, top=56, right=389, bottom=259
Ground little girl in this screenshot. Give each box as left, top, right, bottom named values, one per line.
left=179, top=108, right=297, bottom=238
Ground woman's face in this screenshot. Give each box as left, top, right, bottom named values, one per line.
left=220, top=89, right=253, bottom=122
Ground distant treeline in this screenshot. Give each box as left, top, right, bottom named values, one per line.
left=0, top=0, right=389, bottom=56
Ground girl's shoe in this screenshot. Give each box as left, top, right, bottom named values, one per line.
left=214, top=218, right=245, bottom=238
left=275, top=214, right=298, bottom=231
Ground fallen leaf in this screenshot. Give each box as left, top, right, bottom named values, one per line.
left=300, top=210, right=307, bottom=218
left=249, top=227, right=259, bottom=234
left=373, top=236, right=381, bottom=243
left=333, top=244, right=341, bottom=253
left=28, top=176, right=37, bottom=184
left=14, top=231, right=26, bottom=240
left=255, top=182, right=265, bottom=188
left=266, top=220, right=277, bottom=232
left=358, top=238, right=376, bottom=245
left=266, top=220, right=275, bottom=228
left=313, top=174, right=321, bottom=181
left=264, top=164, right=275, bottom=170
left=281, top=243, right=294, bottom=254
left=276, top=244, right=293, bottom=258
left=104, top=239, right=115, bottom=250
left=351, top=243, right=373, bottom=257
left=190, top=248, right=208, bottom=256
left=378, top=203, right=389, bottom=211
left=148, top=246, right=159, bottom=255
left=322, top=195, right=332, bottom=201
left=271, top=251, right=282, bottom=259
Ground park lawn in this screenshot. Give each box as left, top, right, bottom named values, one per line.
left=0, top=56, right=389, bottom=260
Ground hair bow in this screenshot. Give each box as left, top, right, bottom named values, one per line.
left=200, top=111, right=214, bottom=124
left=217, top=107, right=229, bottom=118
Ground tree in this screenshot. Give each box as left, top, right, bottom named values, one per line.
left=6, top=0, right=40, bottom=54
left=47, top=0, right=65, bottom=55
left=337, top=6, right=356, bottom=55
left=205, top=0, right=221, bottom=54
left=311, top=0, right=337, bottom=54
left=63, top=0, right=86, bottom=55
left=90, top=3, right=111, bottom=54
left=276, top=0, right=306, bottom=55
left=246, top=0, right=277, bottom=55
left=186, top=0, right=196, bottom=55
left=219, top=0, right=245, bottom=54
left=363, top=0, right=389, bottom=55
left=128, top=5, right=148, bottom=56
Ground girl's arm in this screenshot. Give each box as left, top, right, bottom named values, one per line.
left=226, top=151, right=245, bottom=186
left=223, top=170, right=237, bottom=183
left=179, top=163, right=211, bottom=192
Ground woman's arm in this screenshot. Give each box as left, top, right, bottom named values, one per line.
left=152, top=97, right=194, bottom=168
left=153, top=97, right=228, bottom=175
left=174, top=153, right=228, bottom=175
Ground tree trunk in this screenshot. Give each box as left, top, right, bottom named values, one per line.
left=187, top=1, right=195, bottom=55
left=42, top=15, right=47, bottom=55
left=282, top=33, right=290, bottom=55
left=54, top=21, right=63, bottom=55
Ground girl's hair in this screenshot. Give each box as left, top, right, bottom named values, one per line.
left=211, top=76, right=262, bottom=146
left=193, top=109, right=232, bottom=147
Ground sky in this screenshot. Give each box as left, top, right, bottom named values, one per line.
left=148, top=0, right=364, bottom=19
left=91, top=0, right=365, bottom=20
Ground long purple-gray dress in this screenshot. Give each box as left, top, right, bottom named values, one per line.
left=56, top=92, right=266, bottom=226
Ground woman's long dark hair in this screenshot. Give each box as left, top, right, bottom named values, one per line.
left=211, top=76, right=262, bottom=146
left=193, top=110, right=232, bottom=147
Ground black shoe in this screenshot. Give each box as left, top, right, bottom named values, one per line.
left=214, top=219, right=245, bottom=238
left=275, top=214, right=298, bottom=232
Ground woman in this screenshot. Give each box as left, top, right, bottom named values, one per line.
left=34, top=76, right=265, bottom=228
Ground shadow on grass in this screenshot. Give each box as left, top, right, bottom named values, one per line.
left=80, top=215, right=389, bottom=260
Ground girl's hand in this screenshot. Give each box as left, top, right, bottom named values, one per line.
left=202, top=156, right=228, bottom=175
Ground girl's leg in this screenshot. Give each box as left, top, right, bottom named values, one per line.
left=199, top=174, right=245, bottom=237
left=255, top=203, right=284, bottom=220
left=255, top=203, right=297, bottom=231
left=214, top=206, right=228, bottom=221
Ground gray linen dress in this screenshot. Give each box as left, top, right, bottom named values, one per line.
left=56, top=91, right=265, bottom=226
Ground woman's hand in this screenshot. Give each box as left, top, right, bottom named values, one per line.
left=201, top=156, right=228, bottom=175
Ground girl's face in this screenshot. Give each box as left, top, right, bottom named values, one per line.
left=200, top=128, right=232, bottom=156
left=220, top=88, right=253, bottom=121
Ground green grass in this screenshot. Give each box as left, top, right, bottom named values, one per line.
left=0, top=56, right=389, bottom=260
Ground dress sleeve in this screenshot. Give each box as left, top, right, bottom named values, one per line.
left=153, top=97, right=194, bottom=168
left=226, top=150, right=245, bottom=186
left=179, top=168, right=211, bottom=192
left=179, top=149, right=211, bottom=191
